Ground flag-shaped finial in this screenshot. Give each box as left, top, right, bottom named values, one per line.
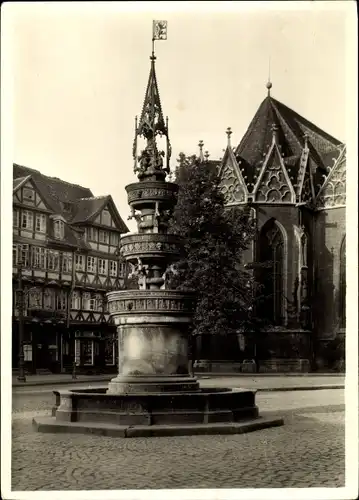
left=153, top=20, right=168, bottom=40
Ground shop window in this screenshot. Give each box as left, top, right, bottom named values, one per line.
left=105, top=339, right=115, bottom=365
left=24, top=344, right=32, bottom=361
left=82, top=340, right=94, bottom=365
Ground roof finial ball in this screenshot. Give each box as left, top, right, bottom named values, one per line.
left=226, top=127, right=232, bottom=147
left=266, top=80, right=272, bottom=96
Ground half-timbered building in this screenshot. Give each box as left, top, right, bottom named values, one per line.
left=12, top=164, right=129, bottom=374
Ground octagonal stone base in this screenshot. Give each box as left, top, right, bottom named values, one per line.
left=33, top=414, right=284, bottom=438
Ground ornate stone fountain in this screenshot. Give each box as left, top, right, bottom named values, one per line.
left=33, top=37, right=283, bottom=438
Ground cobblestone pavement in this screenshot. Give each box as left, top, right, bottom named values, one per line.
left=9, top=389, right=345, bottom=490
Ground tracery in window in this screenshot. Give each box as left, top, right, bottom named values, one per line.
left=257, top=219, right=285, bottom=325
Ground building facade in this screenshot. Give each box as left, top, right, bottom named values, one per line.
left=12, top=164, right=129, bottom=374
left=205, top=86, right=346, bottom=371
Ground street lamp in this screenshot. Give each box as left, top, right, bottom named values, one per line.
left=16, top=262, right=43, bottom=382
left=16, top=262, right=26, bottom=382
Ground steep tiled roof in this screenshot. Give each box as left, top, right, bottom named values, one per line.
left=71, top=195, right=129, bottom=233
left=13, top=164, right=93, bottom=216
left=71, top=196, right=109, bottom=224
left=13, top=176, right=31, bottom=191
left=13, top=163, right=129, bottom=239
left=234, top=96, right=344, bottom=192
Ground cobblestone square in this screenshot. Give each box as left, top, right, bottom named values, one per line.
left=10, top=387, right=345, bottom=491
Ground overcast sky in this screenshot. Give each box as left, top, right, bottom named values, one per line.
left=5, top=1, right=352, bottom=227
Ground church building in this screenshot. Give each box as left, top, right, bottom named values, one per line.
left=209, top=81, right=346, bottom=372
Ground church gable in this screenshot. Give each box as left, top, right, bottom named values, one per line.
left=218, top=148, right=247, bottom=205
left=253, top=143, right=295, bottom=203
left=296, top=145, right=315, bottom=204
left=316, top=147, right=346, bottom=209
left=299, top=163, right=315, bottom=205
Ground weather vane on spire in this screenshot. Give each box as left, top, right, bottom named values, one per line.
left=152, top=20, right=168, bottom=59
left=133, top=20, right=171, bottom=180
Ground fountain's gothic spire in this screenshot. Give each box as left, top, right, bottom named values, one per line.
left=133, top=21, right=171, bottom=181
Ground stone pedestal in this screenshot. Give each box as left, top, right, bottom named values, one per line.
left=107, top=290, right=199, bottom=394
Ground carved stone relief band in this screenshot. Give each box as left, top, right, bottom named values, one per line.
left=126, top=181, right=178, bottom=205
left=120, top=234, right=182, bottom=259
left=107, top=290, right=196, bottom=315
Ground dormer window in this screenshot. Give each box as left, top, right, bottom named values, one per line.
left=54, top=220, right=65, bottom=240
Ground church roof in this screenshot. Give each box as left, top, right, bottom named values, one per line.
left=234, top=96, right=344, bottom=191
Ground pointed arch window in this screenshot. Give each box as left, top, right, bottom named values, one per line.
left=257, top=219, right=285, bottom=326
left=339, top=236, right=346, bottom=328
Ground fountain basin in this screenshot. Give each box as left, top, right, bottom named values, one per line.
left=32, top=386, right=284, bottom=438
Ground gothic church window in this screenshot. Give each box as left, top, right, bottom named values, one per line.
left=339, top=236, right=346, bottom=328
left=257, top=219, right=285, bottom=326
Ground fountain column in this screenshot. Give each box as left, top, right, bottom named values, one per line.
left=107, top=52, right=199, bottom=394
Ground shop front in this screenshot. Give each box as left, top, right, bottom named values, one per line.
left=64, top=327, right=117, bottom=374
